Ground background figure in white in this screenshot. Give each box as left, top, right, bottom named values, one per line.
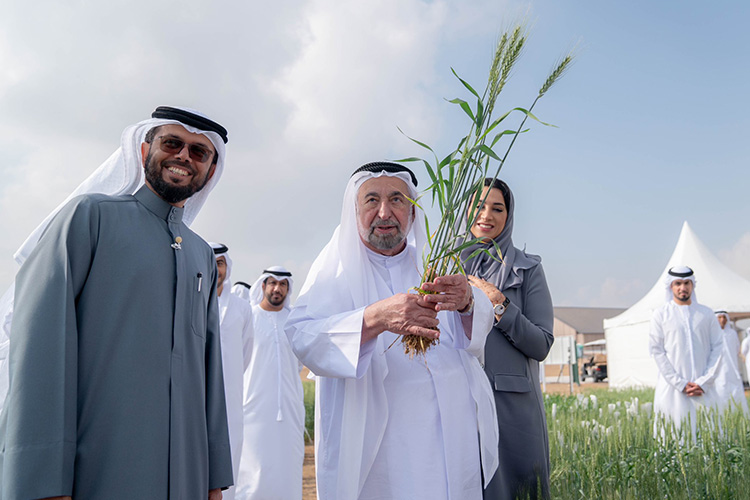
left=231, top=281, right=253, bottom=302
left=713, top=311, right=748, bottom=413
left=741, top=328, right=750, bottom=389
left=211, top=243, right=254, bottom=500
left=649, top=266, right=723, bottom=438
left=234, top=266, right=304, bottom=500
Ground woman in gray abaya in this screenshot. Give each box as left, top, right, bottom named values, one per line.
left=461, top=178, right=554, bottom=500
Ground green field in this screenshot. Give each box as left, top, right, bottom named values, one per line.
left=548, top=388, right=750, bottom=499
left=302, top=382, right=750, bottom=498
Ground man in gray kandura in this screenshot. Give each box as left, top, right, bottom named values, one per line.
left=0, top=106, right=234, bottom=499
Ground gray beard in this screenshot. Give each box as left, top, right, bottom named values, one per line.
left=367, top=231, right=406, bottom=250
left=365, top=217, right=409, bottom=251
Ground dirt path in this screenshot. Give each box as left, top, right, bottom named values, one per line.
left=303, top=444, right=316, bottom=500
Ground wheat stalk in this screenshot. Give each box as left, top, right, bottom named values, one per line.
left=398, top=24, right=574, bottom=357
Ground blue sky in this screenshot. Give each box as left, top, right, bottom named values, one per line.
left=0, top=0, right=747, bottom=308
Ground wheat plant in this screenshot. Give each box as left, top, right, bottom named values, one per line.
left=398, top=24, right=573, bottom=357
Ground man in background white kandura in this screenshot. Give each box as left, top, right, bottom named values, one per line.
left=713, top=311, right=748, bottom=413
left=649, top=266, right=724, bottom=437
left=211, top=242, right=254, bottom=500
left=235, top=267, right=304, bottom=500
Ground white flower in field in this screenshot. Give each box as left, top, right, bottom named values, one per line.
left=581, top=398, right=589, bottom=409
left=608, top=403, right=616, bottom=413
left=616, top=401, right=621, bottom=407
left=589, top=420, right=607, bottom=438
left=557, top=430, right=564, bottom=447
left=626, top=403, right=638, bottom=418
left=614, top=411, right=621, bottom=418
left=599, top=408, right=603, bottom=417
left=551, top=403, right=558, bottom=419
left=606, top=426, right=613, bottom=436
left=589, top=394, right=598, bottom=409
left=642, top=402, right=653, bottom=417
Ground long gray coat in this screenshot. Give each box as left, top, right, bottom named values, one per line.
left=0, top=186, right=233, bottom=499
left=482, top=259, right=554, bottom=500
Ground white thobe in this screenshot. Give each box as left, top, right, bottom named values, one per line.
left=714, top=325, right=748, bottom=413
left=649, top=301, right=723, bottom=433
left=235, top=306, right=305, bottom=500
left=286, top=247, right=497, bottom=500
left=218, top=291, right=254, bottom=500
left=741, top=336, right=750, bottom=388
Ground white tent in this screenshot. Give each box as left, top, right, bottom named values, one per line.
left=604, top=221, right=750, bottom=389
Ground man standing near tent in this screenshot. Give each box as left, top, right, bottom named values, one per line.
left=211, top=242, right=254, bottom=500
left=285, top=162, right=498, bottom=500
left=713, top=311, right=748, bottom=413
left=741, top=328, right=750, bottom=388
left=235, top=266, right=304, bottom=500
left=0, top=107, right=234, bottom=499
left=649, top=266, right=724, bottom=434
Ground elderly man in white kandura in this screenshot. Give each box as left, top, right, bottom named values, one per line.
left=286, top=161, right=499, bottom=500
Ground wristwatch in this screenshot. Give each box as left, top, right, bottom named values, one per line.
left=493, top=297, right=510, bottom=316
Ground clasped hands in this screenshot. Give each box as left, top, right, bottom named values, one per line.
left=361, top=274, right=472, bottom=343
left=683, top=381, right=704, bottom=397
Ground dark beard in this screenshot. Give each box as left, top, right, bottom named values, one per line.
left=144, top=151, right=211, bottom=204
left=266, top=292, right=285, bottom=306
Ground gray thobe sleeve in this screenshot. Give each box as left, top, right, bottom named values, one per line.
left=0, top=197, right=97, bottom=499
left=204, top=269, right=235, bottom=490
left=495, top=264, right=555, bottom=362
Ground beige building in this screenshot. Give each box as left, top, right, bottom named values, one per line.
left=543, top=307, right=625, bottom=383
left=554, top=307, right=626, bottom=348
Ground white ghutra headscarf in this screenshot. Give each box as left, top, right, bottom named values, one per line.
left=209, top=242, right=233, bottom=293
left=663, top=265, right=697, bottom=303
left=249, top=266, right=294, bottom=309
left=295, top=166, right=427, bottom=319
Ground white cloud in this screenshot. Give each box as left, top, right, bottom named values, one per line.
left=0, top=0, right=509, bottom=291
left=568, top=277, right=646, bottom=308
left=720, top=232, right=750, bottom=281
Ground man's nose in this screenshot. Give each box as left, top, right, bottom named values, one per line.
left=172, top=142, right=192, bottom=162
left=378, top=201, right=392, bottom=219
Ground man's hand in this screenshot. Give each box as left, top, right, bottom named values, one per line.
left=362, top=293, right=439, bottom=344
left=421, top=274, right=472, bottom=312
left=209, top=488, right=222, bottom=500
left=683, top=382, right=704, bottom=397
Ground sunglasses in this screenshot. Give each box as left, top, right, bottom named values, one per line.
left=155, top=136, right=214, bottom=163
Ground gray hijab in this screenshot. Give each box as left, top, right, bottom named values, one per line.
left=460, top=180, right=541, bottom=291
